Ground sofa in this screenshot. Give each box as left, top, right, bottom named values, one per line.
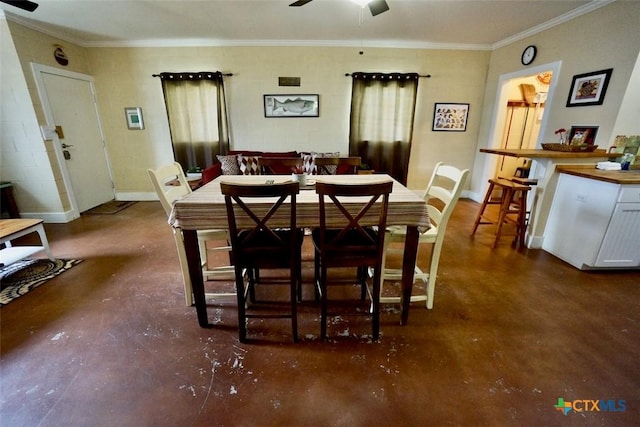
left=202, top=150, right=348, bottom=184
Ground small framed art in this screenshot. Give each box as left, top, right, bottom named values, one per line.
left=264, top=94, right=319, bottom=117
left=125, top=107, right=144, bottom=130
left=566, top=68, right=613, bottom=107
left=432, top=103, right=469, bottom=132
left=568, top=126, right=599, bottom=146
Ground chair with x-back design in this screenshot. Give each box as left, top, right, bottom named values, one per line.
left=221, top=181, right=303, bottom=343
left=312, top=180, right=393, bottom=340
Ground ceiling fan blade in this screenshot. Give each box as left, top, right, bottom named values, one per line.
left=289, top=0, right=313, bottom=6
left=368, top=0, right=389, bottom=16
left=0, top=0, right=39, bottom=12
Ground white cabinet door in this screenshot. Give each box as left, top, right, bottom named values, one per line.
left=594, top=203, right=640, bottom=267
left=542, top=174, right=618, bottom=269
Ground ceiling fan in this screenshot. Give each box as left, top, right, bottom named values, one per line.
left=290, top=0, right=389, bottom=17
left=0, top=0, right=39, bottom=12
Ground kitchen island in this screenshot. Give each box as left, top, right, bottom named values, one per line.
left=478, top=148, right=619, bottom=248
left=542, top=166, right=640, bottom=269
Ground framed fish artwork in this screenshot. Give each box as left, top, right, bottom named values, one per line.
left=264, top=94, right=319, bottom=117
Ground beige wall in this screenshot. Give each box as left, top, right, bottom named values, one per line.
left=0, top=19, right=64, bottom=216
left=86, top=45, right=489, bottom=196
left=472, top=0, right=640, bottom=196
left=2, top=1, right=639, bottom=219
left=2, top=19, right=93, bottom=218
left=612, top=51, right=640, bottom=137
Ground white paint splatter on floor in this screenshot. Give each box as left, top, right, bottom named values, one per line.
left=51, top=332, right=65, bottom=341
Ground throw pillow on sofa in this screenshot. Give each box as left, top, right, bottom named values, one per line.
left=301, top=153, right=317, bottom=175
left=217, top=155, right=241, bottom=175
left=238, top=154, right=261, bottom=175
left=314, top=151, right=340, bottom=175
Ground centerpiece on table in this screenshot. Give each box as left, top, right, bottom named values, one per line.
left=290, top=164, right=307, bottom=186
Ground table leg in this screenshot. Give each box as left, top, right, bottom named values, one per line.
left=184, top=229, right=209, bottom=327
left=34, top=223, right=54, bottom=260
left=400, top=225, right=419, bottom=325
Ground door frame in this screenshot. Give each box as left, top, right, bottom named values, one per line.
left=477, top=61, right=562, bottom=198
left=31, top=63, right=114, bottom=219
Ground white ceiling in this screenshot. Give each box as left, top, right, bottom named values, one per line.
left=0, top=0, right=609, bottom=49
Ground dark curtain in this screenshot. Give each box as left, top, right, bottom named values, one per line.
left=159, top=72, right=230, bottom=171
left=348, top=72, right=419, bottom=184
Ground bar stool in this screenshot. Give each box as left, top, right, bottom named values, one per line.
left=509, top=177, right=538, bottom=230
left=471, top=178, right=530, bottom=249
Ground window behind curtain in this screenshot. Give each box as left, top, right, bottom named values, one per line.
left=159, top=72, right=229, bottom=171
left=349, top=73, right=419, bottom=185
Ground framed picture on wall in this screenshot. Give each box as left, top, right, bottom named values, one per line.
left=124, top=107, right=144, bottom=130
left=432, top=103, right=469, bottom=131
left=566, top=68, right=613, bottom=107
left=264, top=94, right=319, bottom=117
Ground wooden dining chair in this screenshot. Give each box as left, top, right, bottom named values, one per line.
left=314, top=157, right=361, bottom=175
left=312, top=180, right=393, bottom=340
left=221, top=181, right=303, bottom=343
left=379, top=162, right=469, bottom=309
left=258, top=157, right=304, bottom=175
left=147, top=162, right=235, bottom=306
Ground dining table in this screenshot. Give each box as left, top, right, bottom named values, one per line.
left=169, top=174, right=431, bottom=328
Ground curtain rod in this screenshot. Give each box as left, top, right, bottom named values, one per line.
left=152, top=72, right=233, bottom=77
left=345, top=73, right=431, bottom=78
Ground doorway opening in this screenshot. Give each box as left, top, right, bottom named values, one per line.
left=479, top=61, right=562, bottom=193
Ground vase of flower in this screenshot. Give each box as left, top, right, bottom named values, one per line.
left=555, top=128, right=567, bottom=144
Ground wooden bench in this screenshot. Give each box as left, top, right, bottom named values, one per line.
left=0, top=219, right=54, bottom=267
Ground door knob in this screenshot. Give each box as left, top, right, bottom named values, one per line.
left=61, top=143, right=74, bottom=149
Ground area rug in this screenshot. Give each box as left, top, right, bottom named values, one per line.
left=0, top=259, right=83, bottom=305
left=84, top=200, right=136, bottom=215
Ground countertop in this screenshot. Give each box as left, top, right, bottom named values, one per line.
left=479, top=148, right=619, bottom=159
left=556, top=165, right=640, bottom=184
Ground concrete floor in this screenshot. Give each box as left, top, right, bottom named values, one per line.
left=1, top=200, right=638, bottom=426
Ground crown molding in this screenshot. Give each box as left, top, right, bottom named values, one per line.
left=83, top=38, right=491, bottom=51
left=492, top=0, right=617, bottom=49
left=2, top=0, right=617, bottom=52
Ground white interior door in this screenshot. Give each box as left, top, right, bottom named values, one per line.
left=38, top=67, right=114, bottom=213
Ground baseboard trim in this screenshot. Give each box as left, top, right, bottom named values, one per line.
left=19, top=211, right=76, bottom=223
left=116, top=192, right=157, bottom=201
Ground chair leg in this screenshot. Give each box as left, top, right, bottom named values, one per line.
left=313, top=249, right=321, bottom=301
left=235, top=266, right=247, bottom=343
left=512, top=189, right=528, bottom=251
left=471, top=181, right=496, bottom=236
left=492, top=187, right=513, bottom=248
left=297, top=244, right=305, bottom=303
left=173, top=230, right=194, bottom=307
left=248, top=268, right=257, bottom=303
left=320, top=264, right=328, bottom=340
left=290, top=264, right=298, bottom=343
left=358, top=266, right=367, bottom=300
left=371, top=265, right=381, bottom=341
left=425, top=240, right=444, bottom=309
